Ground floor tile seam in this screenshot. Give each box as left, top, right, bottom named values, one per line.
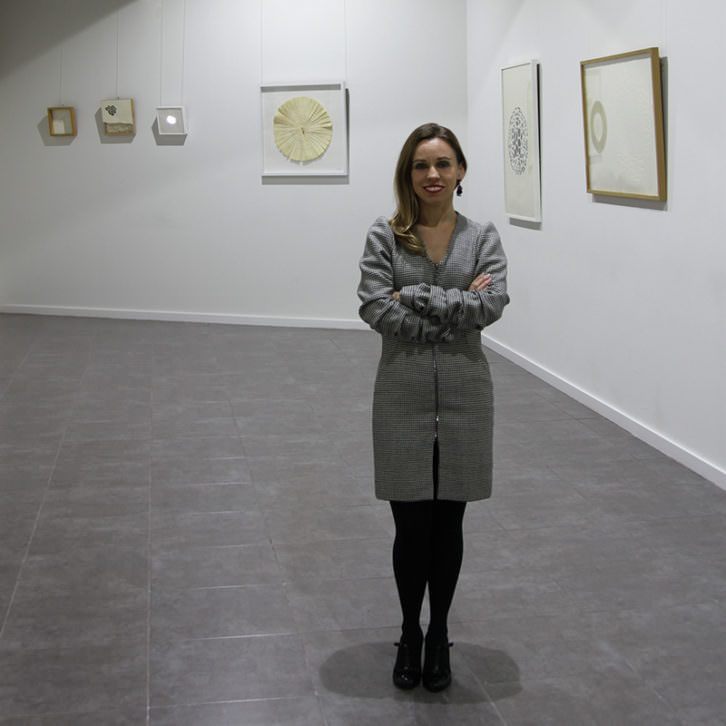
left=0, top=707, right=147, bottom=723
left=150, top=543, right=275, bottom=556
left=482, top=513, right=567, bottom=533
left=157, top=630, right=303, bottom=643
left=638, top=675, right=690, bottom=719
left=281, top=577, right=396, bottom=595
left=147, top=695, right=321, bottom=710
left=152, top=582, right=288, bottom=593
left=145, top=460, right=153, bottom=726
left=272, top=534, right=392, bottom=547
left=267, top=535, right=392, bottom=548
left=149, top=479, right=255, bottom=489
left=0, top=423, right=70, bottom=640
left=150, top=507, right=261, bottom=516
left=0, top=633, right=149, bottom=657
left=469, top=676, right=511, bottom=725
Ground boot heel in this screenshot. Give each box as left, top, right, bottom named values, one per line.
left=392, top=636, right=422, bottom=690
left=422, top=637, right=452, bottom=692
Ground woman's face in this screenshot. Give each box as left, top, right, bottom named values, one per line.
left=410, top=137, right=465, bottom=206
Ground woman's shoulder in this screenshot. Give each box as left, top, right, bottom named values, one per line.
left=457, top=214, right=498, bottom=238
left=365, top=216, right=396, bottom=247
left=368, top=216, right=393, bottom=234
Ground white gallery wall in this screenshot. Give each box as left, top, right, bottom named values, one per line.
left=466, top=0, right=726, bottom=486
left=1, top=0, right=724, bottom=487
left=0, top=0, right=468, bottom=323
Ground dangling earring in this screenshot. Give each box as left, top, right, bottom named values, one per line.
left=456, top=181, right=463, bottom=197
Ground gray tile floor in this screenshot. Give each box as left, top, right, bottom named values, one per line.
left=0, top=313, right=725, bottom=725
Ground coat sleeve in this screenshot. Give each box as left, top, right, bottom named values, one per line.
left=397, top=222, right=509, bottom=332
left=358, top=218, right=454, bottom=343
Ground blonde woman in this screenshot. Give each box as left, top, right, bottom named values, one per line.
left=358, top=123, right=509, bottom=691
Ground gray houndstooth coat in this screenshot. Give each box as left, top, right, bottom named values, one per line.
left=358, top=214, right=509, bottom=501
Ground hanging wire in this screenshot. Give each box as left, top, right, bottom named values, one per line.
left=58, top=43, right=64, bottom=106
left=159, top=0, right=164, bottom=105
left=259, top=0, right=264, bottom=84
left=115, top=9, right=120, bottom=97
left=259, top=0, right=348, bottom=83
left=180, top=0, right=186, bottom=105
left=342, top=0, right=348, bottom=82
left=159, top=0, right=187, bottom=105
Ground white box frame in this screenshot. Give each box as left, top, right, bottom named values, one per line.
left=260, top=81, right=348, bottom=177
left=501, top=60, right=542, bottom=222
left=156, top=106, right=187, bottom=136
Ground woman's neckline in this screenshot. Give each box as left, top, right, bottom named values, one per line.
left=419, top=211, right=461, bottom=266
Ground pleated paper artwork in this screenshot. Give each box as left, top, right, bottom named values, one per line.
left=273, top=96, right=333, bottom=162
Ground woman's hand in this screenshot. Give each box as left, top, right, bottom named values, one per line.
left=468, top=273, right=491, bottom=292
left=392, top=291, right=401, bottom=302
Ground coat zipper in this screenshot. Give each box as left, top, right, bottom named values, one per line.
left=432, top=261, right=441, bottom=498
left=432, top=262, right=440, bottom=445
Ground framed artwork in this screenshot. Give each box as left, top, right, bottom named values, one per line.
left=156, top=106, right=187, bottom=136
left=501, top=61, right=541, bottom=222
left=580, top=48, right=666, bottom=200
left=260, top=81, right=348, bottom=177
left=47, top=106, right=77, bottom=137
left=101, top=98, right=136, bottom=136
left=502, top=61, right=542, bottom=222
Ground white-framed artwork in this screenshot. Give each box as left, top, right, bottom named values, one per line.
left=156, top=106, right=187, bottom=136
left=580, top=48, right=666, bottom=200
left=260, top=81, right=348, bottom=177
left=501, top=60, right=541, bottom=222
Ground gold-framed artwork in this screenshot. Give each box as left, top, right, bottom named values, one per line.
left=47, top=106, right=77, bottom=137
left=501, top=60, right=541, bottom=222
left=580, top=48, right=666, bottom=201
left=101, top=98, right=136, bottom=136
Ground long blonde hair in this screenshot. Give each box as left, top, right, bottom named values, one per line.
left=390, top=123, right=467, bottom=256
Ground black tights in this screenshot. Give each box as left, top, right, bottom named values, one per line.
left=390, top=445, right=466, bottom=642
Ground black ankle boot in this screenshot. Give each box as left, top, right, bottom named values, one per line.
left=392, top=631, right=423, bottom=690
left=422, top=634, right=452, bottom=692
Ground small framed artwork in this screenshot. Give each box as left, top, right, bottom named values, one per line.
left=580, top=48, right=666, bottom=200
left=101, top=98, right=136, bottom=136
left=260, top=81, right=348, bottom=177
left=156, top=107, right=187, bottom=136
left=47, top=106, right=77, bottom=137
left=501, top=60, right=541, bottom=222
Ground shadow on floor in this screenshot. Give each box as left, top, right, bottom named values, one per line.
left=319, top=640, right=521, bottom=703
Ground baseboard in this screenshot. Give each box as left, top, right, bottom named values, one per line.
left=0, top=304, right=369, bottom=331
left=483, top=334, right=726, bottom=492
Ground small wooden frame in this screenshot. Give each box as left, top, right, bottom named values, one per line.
left=47, top=106, right=77, bottom=137
left=581, top=48, right=666, bottom=200
left=101, top=98, right=136, bottom=136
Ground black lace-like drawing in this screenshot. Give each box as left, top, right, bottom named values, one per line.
left=507, top=106, right=528, bottom=175
left=104, top=104, right=118, bottom=116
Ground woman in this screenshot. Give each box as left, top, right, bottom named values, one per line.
left=357, top=123, right=509, bottom=691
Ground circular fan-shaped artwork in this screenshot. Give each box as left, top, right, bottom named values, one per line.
left=507, top=106, right=528, bottom=175
left=273, top=96, right=333, bottom=162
